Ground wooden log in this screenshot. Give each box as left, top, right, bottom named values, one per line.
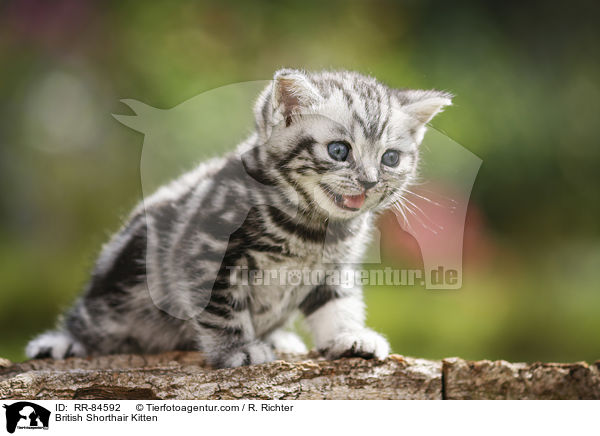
left=0, top=352, right=441, bottom=400
left=1, top=352, right=598, bottom=400
left=442, top=357, right=600, bottom=399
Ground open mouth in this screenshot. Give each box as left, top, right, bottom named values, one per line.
left=320, top=184, right=366, bottom=211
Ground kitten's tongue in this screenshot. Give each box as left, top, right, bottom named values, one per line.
left=342, top=192, right=365, bottom=209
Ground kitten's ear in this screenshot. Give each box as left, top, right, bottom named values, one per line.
left=272, top=69, right=322, bottom=126
left=398, top=89, right=453, bottom=126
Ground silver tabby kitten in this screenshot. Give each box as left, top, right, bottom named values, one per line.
left=26, top=69, right=452, bottom=368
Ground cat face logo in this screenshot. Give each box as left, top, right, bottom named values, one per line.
left=2, top=402, right=50, bottom=434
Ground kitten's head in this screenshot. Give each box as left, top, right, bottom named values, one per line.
left=254, top=69, right=452, bottom=220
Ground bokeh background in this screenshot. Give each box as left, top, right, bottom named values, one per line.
left=1, top=0, right=599, bottom=363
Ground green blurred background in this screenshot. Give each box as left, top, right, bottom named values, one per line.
left=1, top=0, right=599, bottom=363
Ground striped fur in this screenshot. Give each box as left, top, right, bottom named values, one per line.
left=26, top=69, right=452, bottom=367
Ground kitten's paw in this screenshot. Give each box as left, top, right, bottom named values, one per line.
left=26, top=330, right=86, bottom=360
left=321, top=329, right=390, bottom=361
left=265, top=330, right=308, bottom=355
left=218, top=341, right=276, bottom=368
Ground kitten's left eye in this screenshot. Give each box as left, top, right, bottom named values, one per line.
left=381, top=150, right=400, bottom=167
left=327, top=141, right=350, bottom=162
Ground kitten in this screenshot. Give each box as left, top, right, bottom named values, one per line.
left=26, top=69, right=451, bottom=368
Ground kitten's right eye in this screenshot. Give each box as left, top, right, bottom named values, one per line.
left=327, top=141, right=350, bottom=162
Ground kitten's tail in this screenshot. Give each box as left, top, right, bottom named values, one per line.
left=25, top=329, right=86, bottom=360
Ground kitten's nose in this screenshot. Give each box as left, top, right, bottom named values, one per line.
left=358, top=179, right=378, bottom=190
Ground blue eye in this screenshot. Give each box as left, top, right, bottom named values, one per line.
left=327, top=141, right=350, bottom=162
left=381, top=150, right=400, bottom=167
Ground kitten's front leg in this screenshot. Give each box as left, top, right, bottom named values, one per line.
left=196, top=300, right=275, bottom=368
left=301, top=284, right=390, bottom=360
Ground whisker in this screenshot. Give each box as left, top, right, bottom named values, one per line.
left=391, top=198, right=415, bottom=234
left=403, top=187, right=457, bottom=208
left=398, top=199, right=439, bottom=234
left=400, top=196, right=444, bottom=231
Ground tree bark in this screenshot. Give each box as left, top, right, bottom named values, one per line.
left=1, top=352, right=598, bottom=400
